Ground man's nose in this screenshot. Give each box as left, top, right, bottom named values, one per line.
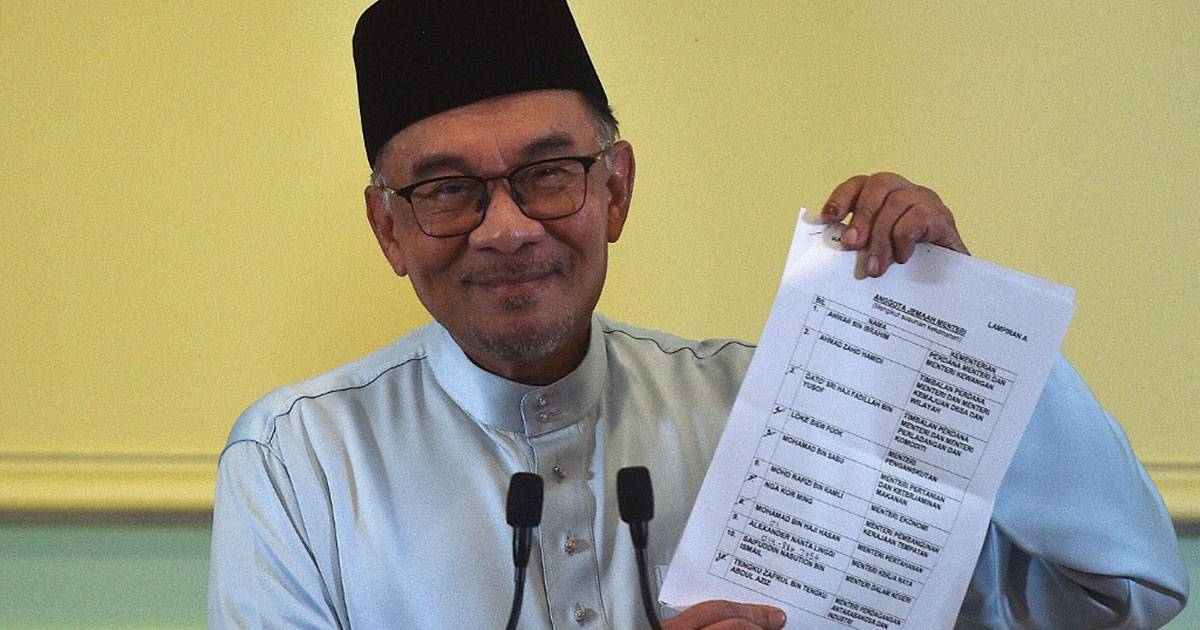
left=467, top=180, right=546, bottom=252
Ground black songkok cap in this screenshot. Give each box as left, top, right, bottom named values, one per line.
left=353, top=0, right=608, bottom=167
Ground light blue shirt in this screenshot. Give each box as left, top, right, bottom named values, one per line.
left=208, top=315, right=1187, bottom=628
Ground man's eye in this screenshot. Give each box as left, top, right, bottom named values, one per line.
left=417, top=180, right=475, bottom=202
left=521, top=164, right=577, bottom=191
left=529, top=166, right=570, bottom=181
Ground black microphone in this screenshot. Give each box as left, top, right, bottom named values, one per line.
left=505, top=472, right=543, bottom=630
left=617, top=466, right=664, bottom=630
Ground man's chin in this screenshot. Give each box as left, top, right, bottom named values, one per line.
left=468, top=314, right=578, bottom=363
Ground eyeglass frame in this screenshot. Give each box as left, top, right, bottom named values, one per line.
left=375, top=149, right=610, bottom=238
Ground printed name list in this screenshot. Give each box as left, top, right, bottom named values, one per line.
left=660, top=214, right=1074, bottom=629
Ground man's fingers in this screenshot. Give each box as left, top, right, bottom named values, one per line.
left=825, top=172, right=914, bottom=252
left=864, top=185, right=924, bottom=276
left=821, top=174, right=868, bottom=224
left=820, top=172, right=969, bottom=277
left=664, top=600, right=787, bottom=630
left=889, top=196, right=969, bottom=266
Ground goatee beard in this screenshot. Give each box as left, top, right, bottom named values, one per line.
left=460, top=258, right=579, bottom=363
left=469, top=308, right=578, bottom=363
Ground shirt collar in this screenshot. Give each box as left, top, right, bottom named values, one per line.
left=427, top=317, right=607, bottom=436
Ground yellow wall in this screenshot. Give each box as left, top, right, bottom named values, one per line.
left=2, top=2, right=1197, bottom=516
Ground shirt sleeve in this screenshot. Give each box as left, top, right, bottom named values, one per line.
left=956, top=356, right=1189, bottom=628
left=207, top=439, right=345, bottom=629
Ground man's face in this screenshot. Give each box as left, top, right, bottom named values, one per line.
left=365, top=90, right=635, bottom=384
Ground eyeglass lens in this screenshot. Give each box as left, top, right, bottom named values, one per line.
left=410, top=158, right=590, bottom=236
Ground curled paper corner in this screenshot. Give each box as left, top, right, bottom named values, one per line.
left=798, top=206, right=825, bottom=225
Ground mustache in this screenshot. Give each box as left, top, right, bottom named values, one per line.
left=459, top=259, right=568, bottom=285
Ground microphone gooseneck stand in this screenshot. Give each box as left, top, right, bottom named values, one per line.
left=505, top=472, right=544, bottom=630
left=618, top=466, right=665, bottom=630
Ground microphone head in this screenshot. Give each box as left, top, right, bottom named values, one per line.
left=616, top=466, right=654, bottom=523
left=506, top=472, right=544, bottom=528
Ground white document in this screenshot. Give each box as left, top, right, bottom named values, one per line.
left=659, top=209, right=1075, bottom=629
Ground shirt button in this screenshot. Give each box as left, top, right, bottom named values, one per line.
left=564, top=536, right=578, bottom=553
left=574, top=604, right=591, bottom=623
left=537, top=411, right=551, bottom=423
left=537, top=395, right=549, bottom=407
left=552, top=465, right=567, bottom=480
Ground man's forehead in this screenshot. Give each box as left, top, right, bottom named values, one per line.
left=381, top=90, right=596, bottom=173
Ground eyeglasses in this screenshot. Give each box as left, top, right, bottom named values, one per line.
left=377, top=150, right=608, bottom=238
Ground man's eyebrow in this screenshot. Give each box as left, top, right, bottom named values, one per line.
left=410, top=153, right=476, bottom=180
left=517, top=133, right=579, bottom=160
left=408, top=133, right=582, bottom=180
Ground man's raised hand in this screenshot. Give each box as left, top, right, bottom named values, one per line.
left=820, top=172, right=969, bottom=277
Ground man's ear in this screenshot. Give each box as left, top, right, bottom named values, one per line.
left=603, top=140, right=635, bottom=243
left=365, top=185, right=409, bottom=277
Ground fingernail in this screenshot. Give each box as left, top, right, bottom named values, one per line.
left=822, top=202, right=839, bottom=217
left=769, top=608, right=787, bottom=628
left=867, top=254, right=879, bottom=276
left=842, top=226, right=858, bottom=246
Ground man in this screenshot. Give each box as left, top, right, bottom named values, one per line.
left=209, top=2, right=1188, bottom=628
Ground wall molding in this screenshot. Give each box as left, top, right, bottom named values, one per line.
left=1144, top=462, right=1200, bottom=522
left=0, top=452, right=215, bottom=512
left=3, top=454, right=1196, bottom=521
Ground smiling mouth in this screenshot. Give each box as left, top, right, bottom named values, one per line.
left=472, top=272, right=553, bottom=288
left=461, top=261, right=566, bottom=288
